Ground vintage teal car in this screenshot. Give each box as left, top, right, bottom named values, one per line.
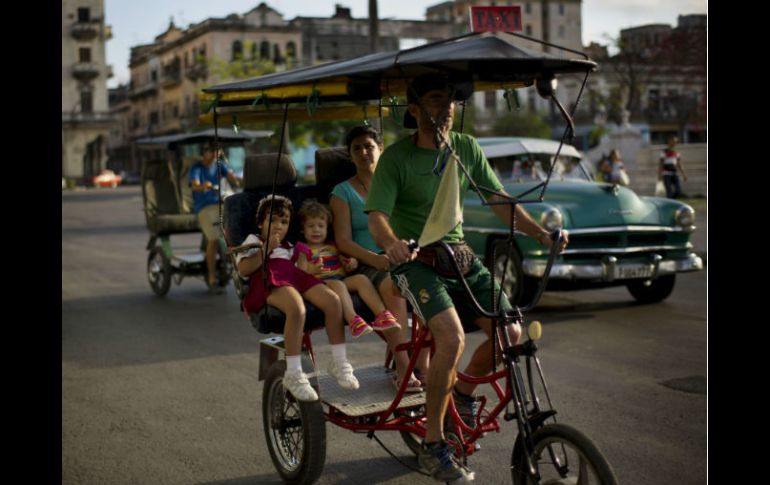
left=462, top=137, right=703, bottom=304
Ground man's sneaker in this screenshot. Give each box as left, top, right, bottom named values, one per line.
left=349, top=315, right=373, bottom=339
left=327, top=360, right=360, bottom=390
left=418, top=441, right=475, bottom=482
left=449, top=388, right=480, bottom=432
left=283, top=370, right=319, bottom=402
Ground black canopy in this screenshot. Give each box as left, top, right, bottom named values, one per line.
left=135, top=128, right=272, bottom=147
left=202, top=32, right=596, bottom=106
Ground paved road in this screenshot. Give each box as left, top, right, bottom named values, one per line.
left=62, top=187, right=706, bottom=485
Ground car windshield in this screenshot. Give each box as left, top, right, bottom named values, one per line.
left=489, top=154, right=594, bottom=183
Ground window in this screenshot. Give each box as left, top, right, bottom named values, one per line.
left=558, top=25, right=565, bottom=38
left=149, top=111, right=159, bottom=125
left=485, top=91, right=496, bottom=110
left=78, top=47, right=91, bottom=63
left=273, top=44, right=282, bottom=64
left=80, top=90, right=93, bottom=113
left=647, top=89, right=660, bottom=111
left=525, top=3, right=531, bottom=14
left=558, top=3, right=565, bottom=15
left=231, top=40, right=243, bottom=61
left=286, top=41, right=296, bottom=60
left=151, top=70, right=157, bottom=82
left=77, top=7, right=90, bottom=22
left=260, top=41, right=270, bottom=60
left=525, top=24, right=532, bottom=36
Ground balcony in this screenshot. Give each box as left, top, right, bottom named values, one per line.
left=161, top=72, right=182, bottom=88
left=71, top=21, right=100, bottom=40
left=62, top=111, right=114, bottom=126
left=72, top=63, right=100, bottom=80
left=128, top=82, right=158, bottom=100
left=185, top=63, right=208, bottom=82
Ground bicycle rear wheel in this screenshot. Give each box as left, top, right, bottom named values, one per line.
left=511, top=423, right=617, bottom=485
left=263, top=360, right=326, bottom=484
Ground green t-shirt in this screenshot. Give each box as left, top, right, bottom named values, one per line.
left=364, top=132, right=503, bottom=243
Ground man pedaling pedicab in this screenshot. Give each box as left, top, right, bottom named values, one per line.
left=364, top=73, right=569, bottom=482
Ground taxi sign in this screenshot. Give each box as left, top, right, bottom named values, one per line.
left=470, top=6, right=522, bottom=33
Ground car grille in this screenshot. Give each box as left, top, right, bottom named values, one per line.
left=567, top=231, right=670, bottom=249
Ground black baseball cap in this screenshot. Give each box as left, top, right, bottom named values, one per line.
left=403, top=73, right=473, bottom=128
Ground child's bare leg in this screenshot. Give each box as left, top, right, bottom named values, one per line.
left=325, top=279, right=358, bottom=322
left=303, top=283, right=359, bottom=390
left=303, top=284, right=345, bottom=344
left=344, top=274, right=386, bottom=314
left=266, top=286, right=306, bottom=356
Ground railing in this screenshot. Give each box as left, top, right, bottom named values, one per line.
left=72, top=63, right=100, bottom=80
left=62, top=112, right=115, bottom=124
left=71, top=22, right=100, bottom=40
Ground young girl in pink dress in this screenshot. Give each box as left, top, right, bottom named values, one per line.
left=235, top=194, right=359, bottom=402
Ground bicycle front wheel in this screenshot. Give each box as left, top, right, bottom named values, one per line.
left=511, top=423, right=618, bottom=485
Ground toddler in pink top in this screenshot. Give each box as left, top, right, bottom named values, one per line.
left=297, top=200, right=400, bottom=338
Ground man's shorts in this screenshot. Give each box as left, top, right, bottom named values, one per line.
left=350, top=263, right=390, bottom=291
left=197, top=204, right=221, bottom=241
left=390, top=257, right=512, bottom=329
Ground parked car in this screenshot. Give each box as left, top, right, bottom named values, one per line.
left=462, top=137, right=703, bottom=304
left=92, top=169, right=122, bottom=188
left=118, top=170, right=141, bottom=185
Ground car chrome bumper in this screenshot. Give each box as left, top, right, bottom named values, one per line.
left=522, top=252, right=704, bottom=282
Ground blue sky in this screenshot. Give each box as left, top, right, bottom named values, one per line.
left=105, top=0, right=707, bottom=88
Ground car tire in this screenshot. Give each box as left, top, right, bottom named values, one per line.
left=487, top=241, right=538, bottom=307
left=626, top=274, right=675, bottom=303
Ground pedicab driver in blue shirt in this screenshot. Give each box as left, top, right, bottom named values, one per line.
left=189, top=141, right=241, bottom=294
left=365, top=73, right=568, bottom=482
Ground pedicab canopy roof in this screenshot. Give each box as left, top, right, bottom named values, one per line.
left=135, top=128, right=273, bottom=148
left=198, top=31, right=596, bottom=125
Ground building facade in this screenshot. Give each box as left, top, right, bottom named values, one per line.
left=290, top=4, right=454, bottom=65
left=108, top=2, right=302, bottom=172
left=425, top=0, right=585, bottom=130
left=62, top=0, right=114, bottom=182
left=587, top=14, right=707, bottom=144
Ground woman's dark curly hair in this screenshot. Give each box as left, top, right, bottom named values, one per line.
left=344, top=125, right=383, bottom=152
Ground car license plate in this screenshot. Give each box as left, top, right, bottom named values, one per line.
left=618, top=266, right=653, bottom=279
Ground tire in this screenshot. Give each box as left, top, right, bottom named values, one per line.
left=488, top=241, right=538, bottom=307
left=216, top=254, right=231, bottom=288
left=147, top=246, right=171, bottom=297
left=511, top=423, right=618, bottom=485
left=263, top=361, right=326, bottom=484
left=626, top=274, right=676, bottom=303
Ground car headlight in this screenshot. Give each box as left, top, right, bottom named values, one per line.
left=540, top=208, right=563, bottom=231
left=675, top=206, right=695, bottom=227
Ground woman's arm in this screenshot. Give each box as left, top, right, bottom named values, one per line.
left=330, top=195, right=390, bottom=271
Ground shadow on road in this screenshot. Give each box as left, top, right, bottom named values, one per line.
left=196, top=455, right=418, bottom=485
left=62, top=290, right=263, bottom=369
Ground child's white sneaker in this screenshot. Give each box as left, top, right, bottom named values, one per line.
left=283, top=369, right=319, bottom=401
left=327, top=360, right=359, bottom=390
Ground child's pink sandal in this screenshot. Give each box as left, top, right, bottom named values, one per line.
left=371, top=310, right=401, bottom=331
left=349, top=315, right=373, bottom=338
